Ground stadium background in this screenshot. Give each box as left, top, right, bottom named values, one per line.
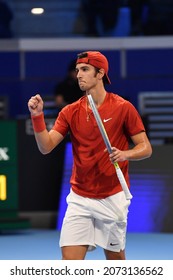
left=0, top=0, right=173, bottom=234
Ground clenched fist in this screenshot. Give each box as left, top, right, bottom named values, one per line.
left=28, top=94, right=44, bottom=116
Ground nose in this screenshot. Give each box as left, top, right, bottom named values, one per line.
left=76, top=69, right=82, bottom=80
left=76, top=71, right=80, bottom=79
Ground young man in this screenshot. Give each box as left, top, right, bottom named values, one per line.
left=28, top=51, right=152, bottom=260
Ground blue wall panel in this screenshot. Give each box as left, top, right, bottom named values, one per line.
left=25, top=50, right=120, bottom=79
left=108, top=77, right=173, bottom=109
left=0, top=52, right=20, bottom=78
left=0, top=81, right=21, bottom=118
left=126, top=49, right=173, bottom=77
left=25, top=51, right=79, bottom=79
left=0, top=49, right=173, bottom=118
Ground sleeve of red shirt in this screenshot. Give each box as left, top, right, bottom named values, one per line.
left=124, top=101, right=145, bottom=136
left=51, top=106, right=70, bottom=137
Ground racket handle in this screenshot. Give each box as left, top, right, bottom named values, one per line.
left=114, top=163, right=133, bottom=200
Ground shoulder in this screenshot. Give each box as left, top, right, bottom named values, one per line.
left=108, top=92, right=129, bottom=106
left=108, top=92, right=139, bottom=114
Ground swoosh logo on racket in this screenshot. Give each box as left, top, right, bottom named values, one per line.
left=103, top=118, right=112, bottom=123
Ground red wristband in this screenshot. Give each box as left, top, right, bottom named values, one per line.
left=31, top=112, right=46, bottom=132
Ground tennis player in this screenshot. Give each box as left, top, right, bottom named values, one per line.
left=28, top=51, right=152, bottom=260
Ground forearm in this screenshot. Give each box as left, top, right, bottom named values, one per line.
left=109, top=132, right=152, bottom=163
left=34, top=130, right=56, bottom=154
left=125, top=141, right=152, bottom=161
left=125, top=131, right=152, bottom=161
left=31, top=112, right=52, bottom=154
left=31, top=112, right=63, bottom=154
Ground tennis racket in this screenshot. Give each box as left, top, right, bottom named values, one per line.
left=87, top=94, right=132, bottom=200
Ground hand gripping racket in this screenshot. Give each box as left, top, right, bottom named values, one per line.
left=87, top=94, right=132, bottom=200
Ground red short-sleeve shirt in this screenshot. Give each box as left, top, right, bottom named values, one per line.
left=52, top=93, right=145, bottom=198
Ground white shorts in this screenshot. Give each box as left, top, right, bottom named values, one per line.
left=59, top=190, right=131, bottom=252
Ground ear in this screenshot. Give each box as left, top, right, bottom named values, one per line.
left=97, top=68, right=105, bottom=80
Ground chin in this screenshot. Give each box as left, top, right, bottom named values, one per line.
left=79, top=85, right=86, bottom=91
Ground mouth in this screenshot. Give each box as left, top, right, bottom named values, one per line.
left=79, top=80, right=85, bottom=84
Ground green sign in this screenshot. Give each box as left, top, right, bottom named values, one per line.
left=0, top=121, right=30, bottom=229
left=0, top=121, right=18, bottom=215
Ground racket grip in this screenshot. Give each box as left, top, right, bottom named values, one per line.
left=114, top=164, right=133, bottom=200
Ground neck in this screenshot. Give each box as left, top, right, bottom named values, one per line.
left=86, top=88, right=107, bottom=107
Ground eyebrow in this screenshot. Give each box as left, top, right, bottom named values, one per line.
left=76, top=65, right=90, bottom=71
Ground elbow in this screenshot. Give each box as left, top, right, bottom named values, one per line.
left=146, top=144, right=153, bottom=158
left=140, top=143, right=152, bottom=160
left=38, top=146, right=52, bottom=155
left=40, top=150, right=50, bottom=155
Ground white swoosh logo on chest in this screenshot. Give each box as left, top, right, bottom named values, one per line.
left=103, top=118, right=112, bottom=123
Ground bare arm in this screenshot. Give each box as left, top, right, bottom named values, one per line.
left=34, top=129, right=64, bottom=154
left=109, top=131, right=152, bottom=163
left=28, top=94, right=64, bottom=154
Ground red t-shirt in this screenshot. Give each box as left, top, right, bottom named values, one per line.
left=52, top=93, right=145, bottom=198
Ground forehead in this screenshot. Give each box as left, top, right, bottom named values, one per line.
left=76, top=63, right=95, bottom=70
